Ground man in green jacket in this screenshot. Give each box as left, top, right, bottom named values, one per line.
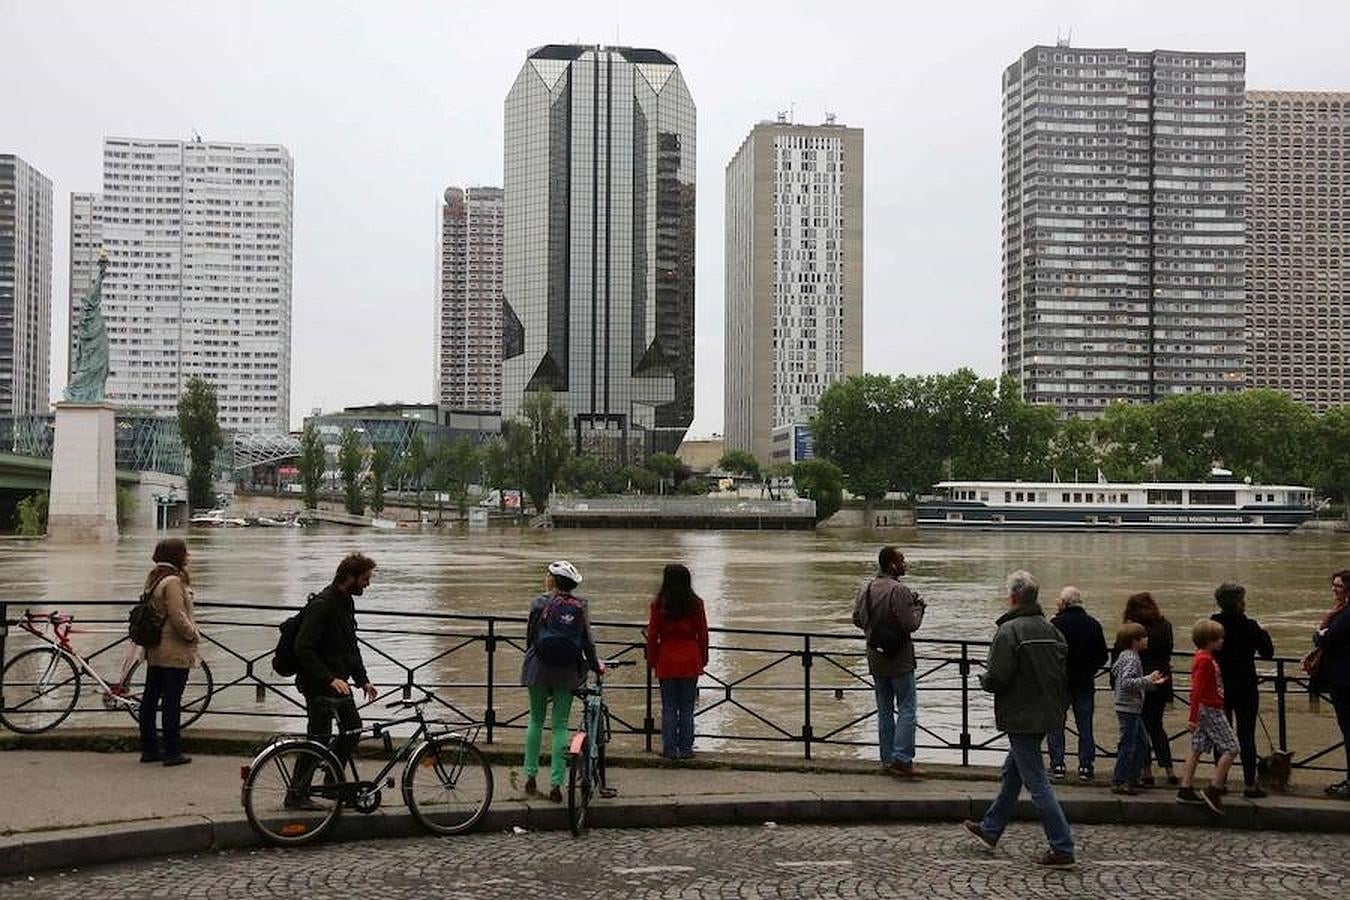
left=963, top=570, right=1075, bottom=867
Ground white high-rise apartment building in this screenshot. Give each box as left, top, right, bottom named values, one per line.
left=724, top=118, right=864, bottom=463
left=435, top=186, right=504, bottom=414
left=1002, top=45, right=1247, bottom=414
left=70, top=137, right=294, bottom=431
left=1247, top=91, right=1350, bottom=411
left=0, top=154, right=53, bottom=416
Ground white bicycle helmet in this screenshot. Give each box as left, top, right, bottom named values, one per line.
left=547, top=559, right=583, bottom=585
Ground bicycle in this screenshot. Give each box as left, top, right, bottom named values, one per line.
left=0, top=610, right=214, bottom=734
left=566, top=659, right=635, bottom=836
left=240, top=695, right=493, bottom=846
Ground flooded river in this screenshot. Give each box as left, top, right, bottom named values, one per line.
left=2, top=526, right=1347, bottom=767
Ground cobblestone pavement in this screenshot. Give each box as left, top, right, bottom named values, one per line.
left=7, top=823, right=1350, bottom=899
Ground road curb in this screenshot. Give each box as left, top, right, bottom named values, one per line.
left=5, top=787, right=1350, bottom=878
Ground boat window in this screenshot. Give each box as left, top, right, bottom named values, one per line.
left=1073, top=492, right=1082, bottom=502
left=980, top=492, right=989, bottom=502
left=1005, top=492, right=1012, bottom=503
left=1267, top=493, right=1276, bottom=502
left=1097, top=493, right=1106, bottom=503
left=1016, top=492, right=1025, bottom=502
left=1062, top=492, right=1071, bottom=503
left=1147, top=489, right=1182, bottom=505
left=1191, top=489, right=1236, bottom=506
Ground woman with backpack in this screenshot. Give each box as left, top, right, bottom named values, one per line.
left=139, top=538, right=200, bottom=766
left=645, top=564, right=709, bottom=760
left=520, top=560, right=600, bottom=801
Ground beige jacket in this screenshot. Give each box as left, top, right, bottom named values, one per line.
left=146, top=569, right=200, bottom=669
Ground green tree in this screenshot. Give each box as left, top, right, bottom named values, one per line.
left=177, top=376, right=223, bottom=510
left=559, top=454, right=610, bottom=493
left=13, top=490, right=48, bottom=536
left=431, top=436, right=483, bottom=516
left=338, top=426, right=366, bottom=516
left=717, top=449, right=761, bottom=482
left=297, top=422, right=325, bottom=509
left=1095, top=402, right=1159, bottom=482
left=1314, top=405, right=1350, bottom=518
left=1214, top=389, right=1316, bottom=485
left=369, top=445, right=392, bottom=515
left=403, top=431, right=430, bottom=513
left=116, top=486, right=137, bottom=528
left=617, top=464, right=659, bottom=494
left=812, top=374, right=898, bottom=511
left=514, top=389, right=571, bottom=513
left=646, top=452, right=682, bottom=494
left=792, top=459, right=843, bottom=522
left=1047, top=417, right=1100, bottom=482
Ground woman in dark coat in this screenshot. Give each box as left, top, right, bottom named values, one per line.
left=1211, top=583, right=1275, bottom=797
left=1314, top=570, right=1350, bottom=798
left=1122, top=592, right=1177, bottom=786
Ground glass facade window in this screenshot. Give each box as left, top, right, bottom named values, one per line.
left=502, top=45, right=695, bottom=461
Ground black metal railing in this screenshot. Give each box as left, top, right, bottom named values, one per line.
left=1, top=599, right=1344, bottom=771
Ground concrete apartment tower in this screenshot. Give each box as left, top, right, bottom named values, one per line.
left=0, top=154, right=53, bottom=415
left=70, top=137, right=294, bottom=432
left=1001, top=45, right=1247, bottom=415
left=724, top=117, right=863, bottom=464
left=501, top=44, right=696, bottom=461
left=1247, top=91, right=1350, bottom=410
left=435, top=186, right=505, bottom=414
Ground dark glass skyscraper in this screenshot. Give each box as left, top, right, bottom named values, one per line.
left=502, top=44, right=696, bottom=460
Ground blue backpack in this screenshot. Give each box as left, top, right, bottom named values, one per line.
left=534, top=594, right=586, bottom=667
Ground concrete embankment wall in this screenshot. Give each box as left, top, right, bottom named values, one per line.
left=819, top=508, right=915, bottom=529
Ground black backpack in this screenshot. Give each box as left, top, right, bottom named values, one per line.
left=128, top=572, right=174, bottom=647
left=863, top=582, right=906, bottom=659
left=272, top=594, right=317, bottom=676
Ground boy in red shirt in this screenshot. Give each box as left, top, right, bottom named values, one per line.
left=1176, top=619, right=1239, bottom=814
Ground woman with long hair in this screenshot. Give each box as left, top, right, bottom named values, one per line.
left=646, top=564, right=709, bottom=760
left=1313, top=570, right=1350, bottom=798
left=139, top=538, right=200, bottom=766
left=1121, top=591, right=1177, bottom=786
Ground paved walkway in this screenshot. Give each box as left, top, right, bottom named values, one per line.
left=3, top=748, right=1350, bottom=881
left=8, top=822, right=1350, bottom=898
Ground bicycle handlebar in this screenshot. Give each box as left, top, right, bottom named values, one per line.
left=384, top=697, right=429, bottom=710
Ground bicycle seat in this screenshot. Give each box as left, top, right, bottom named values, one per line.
left=384, top=697, right=429, bottom=710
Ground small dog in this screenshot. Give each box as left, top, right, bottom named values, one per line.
left=1258, top=750, right=1294, bottom=792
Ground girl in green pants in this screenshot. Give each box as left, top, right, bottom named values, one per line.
left=520, top=560, right=600, bottom=801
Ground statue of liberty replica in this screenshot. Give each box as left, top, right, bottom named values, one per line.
left=49, top=251, right=120, bottom=540
left=65, top=253, right=110, bottom=401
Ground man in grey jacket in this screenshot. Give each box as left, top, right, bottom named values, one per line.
left=963, top=570, right=1076, bottom=867
left=852, top=546, right=926, bottom=777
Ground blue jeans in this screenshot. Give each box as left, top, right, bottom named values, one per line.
left=659, top=677, right=698, bottom=758
left=139, top=665, right=190, bottom=759
left=873, top=671, right=918, bottom=765
left=1113, top=711, right=1148, bottom=786
left=980, top=733, right=1074, bottom=857
left=1047, top=685, right=1096, bottom=771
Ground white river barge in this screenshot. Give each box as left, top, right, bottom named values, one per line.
left=917, top=473, right=1317, bottom=533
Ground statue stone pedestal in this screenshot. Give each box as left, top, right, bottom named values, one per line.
left=47, top=401, right=119, bottom=542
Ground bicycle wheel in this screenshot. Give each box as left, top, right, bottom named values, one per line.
left=402, top=736, right=494, bottom=835
left=122, top=659, right=215, bottom=728
left=0, top=647, right=81, bottom=734
left=242, top=740, right=343, bottom=846
left=567, top=735, right=593, bottom=837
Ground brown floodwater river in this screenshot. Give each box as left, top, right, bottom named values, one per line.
left=2, top=526, right=1347, bottom=768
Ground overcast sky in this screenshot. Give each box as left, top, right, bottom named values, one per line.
left=4, top=0, right=1348, bottom=435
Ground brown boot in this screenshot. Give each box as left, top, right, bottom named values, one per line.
left=548, top=786, right=563, bottom=803
left=524, top=775, right=538, bottom=795
left=888, top=760, right=924, bottom=778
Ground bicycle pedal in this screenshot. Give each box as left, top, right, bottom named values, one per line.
left=385, top=777, right=396, bottom=789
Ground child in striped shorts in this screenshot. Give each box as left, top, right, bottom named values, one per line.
left=1176, top=619, right=1240, bottom=814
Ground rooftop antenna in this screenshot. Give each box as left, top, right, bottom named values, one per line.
left=191, top=128, right=202, bottom=143
left=789, top=102, right=795, bottom=124
left=824, top=110, right=836, bottom=125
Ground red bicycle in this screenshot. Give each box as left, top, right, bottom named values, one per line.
left=0, top=610, right=214, bottom=734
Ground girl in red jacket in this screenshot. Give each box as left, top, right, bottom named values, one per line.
left=646, top=564, right=709, bottom=759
